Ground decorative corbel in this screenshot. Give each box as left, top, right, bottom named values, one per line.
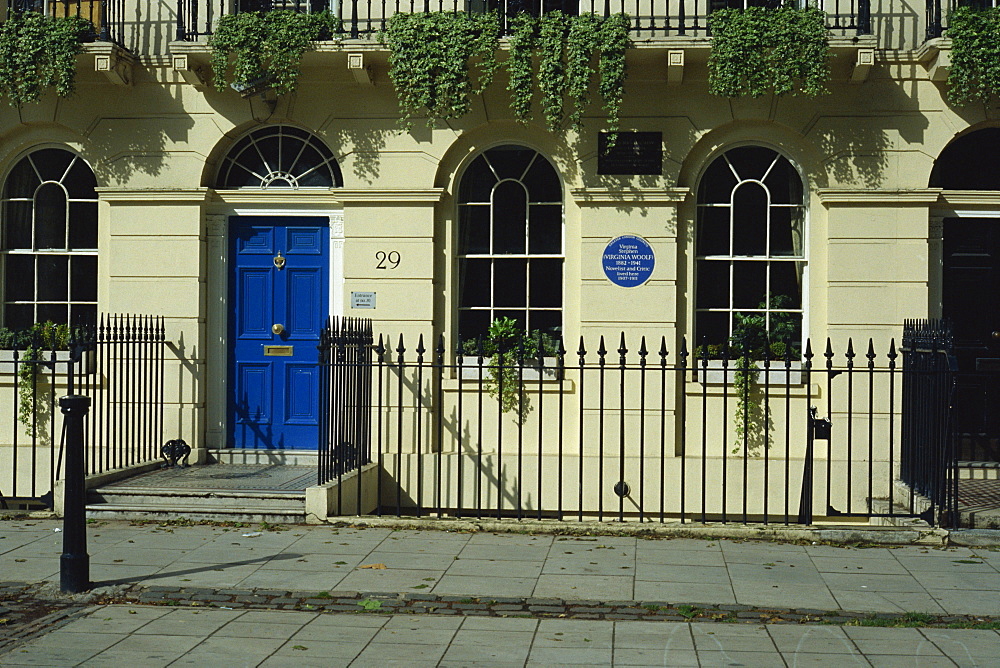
left=348, top=52, right=373, bottom=85
left=926, top=46, right=951, bottom=83
left=667, top=50, right=684, bottom=85
left=172, top=54, right=208, bottom=88
left=95, top=53, right=133, bottom=87
left=850, top=48, right=875, bottom=84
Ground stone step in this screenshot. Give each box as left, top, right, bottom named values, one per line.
left=208, top=449, right=319, bottom=466
left=86, top=487, right=306, bottom=523
left=959, top=461, right=1000, bottom=480
left=84, top=503, right=305, bottom=524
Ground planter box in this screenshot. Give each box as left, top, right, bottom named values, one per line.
left=458, top=358, right=562, bottom=382
left=0, top=350, right=95, bottom=376
left=693, top=360, right=804, bottom=386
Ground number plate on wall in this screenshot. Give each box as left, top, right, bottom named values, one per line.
left=264, top=346, right=293, bottom=356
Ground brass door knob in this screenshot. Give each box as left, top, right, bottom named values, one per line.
left=272, top=323, right=285, bottom=335
left=992, top=331, right=1000, bottom=341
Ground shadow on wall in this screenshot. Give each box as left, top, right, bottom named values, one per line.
left=82, top=81, right=196, bottom=185
left=326, top=123, right=392, bottom=185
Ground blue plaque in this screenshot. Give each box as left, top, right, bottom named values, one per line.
left=602, top=235, right=655, bottom=287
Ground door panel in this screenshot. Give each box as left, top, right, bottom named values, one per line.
left=228, top=216, right=329, bottom=449
left=943, top=218, right=1000, bottom=461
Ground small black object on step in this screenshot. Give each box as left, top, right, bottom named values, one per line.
left=161, top=439, right=191, bottom=468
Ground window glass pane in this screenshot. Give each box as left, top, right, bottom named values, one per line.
left=732, top=261, right=767, bottom=308
left=726, top=145, right=777, bottom=181
left=763, top=156, right=802, bottom=205
left=30, top=149, right=74, bottom=182
left=698, top=154, right=737, bottom=204
left=37, top=255, right=68, bottom=301
left=69, top=202, right=98, bottom=250
left=35, top=183, right=67, bottom=249
left=221, top=162, right=258, bottom=188
left=695, top=311, right=729, bottom=349
left=71, top=255, right=97, bottom=302
left=64, top=158, right=97, bottom=199
left=731, top=182, right=767, bottom=256
left=4, top=303, right=33, bottom=330
left=769, top=206, right=803, bottom=257
left=528, top=204, right=561, bottom=254
left=70, top=303, right=97, bottom=327
left=528, top=309, right=561, bottom=339
left=283, top=126, right=311, bottom=140
left=4, top=157, right=39, bottom=199
left=297, top=162, right=334, bottom=187
left=458, top=205, right=490, bottom=255
left=493, top=310, right=526, bottom=331
left=696, top=259, right=730, bottom=309
left=232, top=146, right=267, bottom=184
left=769, top=261, right=803, bottom=309
left=37, top=303, right=66, bottom=323
left=523, top=156, right=561, bottom=202
left=288, top=144, right=322, bottom=179
left=5, top=254, right=34, bottom=301
left=255, top=135, right=281, bottom=174
left=459, top=155, right=495, bottom=203
left=732, top=311, right=769, bottom=353
left=459, top=309, right=491, bottom=343
left=492, top=181, right=527, bottom=254
left=486, top=145, right=535, bottom=180
left=459, top=258, right=490, bottom=307
left=529, top=258, right=561, bottom=307
left=697, top=206, right=729, bottom=256
left=4, top=201, right=32, bottom=249
left=493, top=258, right=526, bottom=307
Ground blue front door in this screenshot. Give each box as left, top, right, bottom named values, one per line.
left=228, top=216, right=329, bottom=449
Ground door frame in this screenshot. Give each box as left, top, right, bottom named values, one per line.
left=205, top=206, right=345, bottom=451
left=929, top=201, right=1000, bottom=321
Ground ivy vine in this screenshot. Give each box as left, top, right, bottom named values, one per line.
left=382, top=11, right=500, bottom=128
left=0, top=322, right=70, bottom=430
left=0, top=11, right=92, bottom=108
left=946, top=6, right=1000, bottom=105
left=384, top=11, right=629, bottom=133
left=708, top=5, right=830, bottom=98
left=210, top=10, right=340, bottom=96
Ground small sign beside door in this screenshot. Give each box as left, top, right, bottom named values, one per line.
left=352, top=291, right=376, bottom=309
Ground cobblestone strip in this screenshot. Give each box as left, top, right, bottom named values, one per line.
left=0, top=584, right=91, bottom=653
left=122, top=585, right=1000, bottom=628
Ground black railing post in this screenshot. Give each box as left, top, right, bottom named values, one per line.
left=857, top=0, right=871, bottom=35
left=926, top=0, right=942, bottom=40
left=60, top=394, right=91, bottom=594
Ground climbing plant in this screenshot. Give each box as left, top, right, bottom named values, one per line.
left=708, top=5, right=830, bottom=98
left=210, top=10, right=340, bottom=96
left=383, top=11, right=501, bottom=128
left=0, top=11, right=92, bottom=108
left=384, top=11, right=629, bottom=133
left=946, top=6, right=1000, bottom=105
left=0, top=322, right=71, bottom=429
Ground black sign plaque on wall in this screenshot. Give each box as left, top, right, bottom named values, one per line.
left=597, top=132, right=663, bottom=176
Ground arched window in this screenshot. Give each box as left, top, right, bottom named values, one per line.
left=457, top=144, right=563, bottom=342
left=1, top=148, right=98, bottom=330
left=930, top=128, right=1000, bottom=189
left=216, top=125, right=343, bottom=189
left=695, top=145, right=805, bottom=353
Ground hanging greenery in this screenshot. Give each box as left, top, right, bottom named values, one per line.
left=0, top=11, right=92, bottom=108
left=210, top=10, right=340, bottom=97
left=946, top=6, right=1000, bottom=105
left=0, top=322, right=70, bottom=429
left=383, top=11, right=629, bottom=133
left=383, top=11, right=501, bottom=128
left=708, top=5, right=830, bottom=98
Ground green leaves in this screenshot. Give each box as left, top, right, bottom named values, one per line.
left=210, top=10, right=340, bottom=96
left=708, top=6, right=830, bottom=99
left=947, top=7, right=1000, bottom=105
left=383, top=11, right=501, bottom=128
left=383, top=11, right=629, bottom=134
left=505, top=12, right=629, bottom=133
left=0, top=12, right=91, bottom=107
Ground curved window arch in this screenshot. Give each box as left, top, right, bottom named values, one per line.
left=695, top=145, right=805, bottom=353
left=1, top=148, right=98, bottom=330
left=930, top=128, right=1000, bottom=190
left=457, top=144, right=563, bottom=342
left=216, top=125, right=343, bottom=189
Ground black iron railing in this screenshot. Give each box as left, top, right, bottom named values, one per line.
left=926, top=0, right=1000, bottom=39
left=318, top=317, right=373, bottom=492
left=321, top=328, right=952, bottom=525
left=900, top=319, right=958, bottom=525
left=9, top=0, right=126, bottom=47
left=0, top=314, right=166, bottom=510
left=176, top=0, right=872, bottom=42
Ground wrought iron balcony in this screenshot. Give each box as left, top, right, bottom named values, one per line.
left=9, top=0, right=125, bottom=46
left=175, top=0, right=873, bottom=42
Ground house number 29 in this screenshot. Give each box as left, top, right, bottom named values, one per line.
left=375, top=251, right=400, bottom=269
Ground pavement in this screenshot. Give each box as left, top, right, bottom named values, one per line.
left=1, top=517, right=1000, bottom=666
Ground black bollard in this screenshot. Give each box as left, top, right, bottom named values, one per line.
left=60, top=395, right=91, bottom=594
